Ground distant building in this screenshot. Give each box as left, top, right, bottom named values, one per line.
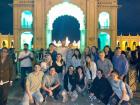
left=0, top=33, right=14, bottom=48
left=0, top=0, right=139, bottom=51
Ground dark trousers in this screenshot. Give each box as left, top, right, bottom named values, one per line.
left=41, top=86, right=61, bottom=99
left=0, top=84, right=10, bottom=105
left=136, top=63, right=140, bottom=82
left=20, top=67, right=32, bottom=90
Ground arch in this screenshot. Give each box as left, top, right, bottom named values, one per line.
left=46, top=2, right=85, bottom=51
left=52, top=15, right=80, bottom=42
left=122, top=41, right=126, bottom=51
left=21, top=10, right=33, bottom=28
left=98, top=32, right=110, bottom=50
left=2, top=40, right=8, bottom=48
left=98, top=12, right=110, bottom=29
left=21, top=32, right=33, bottom=50
left=11, top=40, right=14, bottom=48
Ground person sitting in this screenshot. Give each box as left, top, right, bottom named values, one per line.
left=62, top=65, right=78, bottom=103
left=89, top=69, right=113, bottom=105
left=41, top=66, right=61, bottom=100
left=21, top=63, right=44, bottom=105
left=108, top=70, right=130, bottom=105
left=75, top=66, right=87, bottom=95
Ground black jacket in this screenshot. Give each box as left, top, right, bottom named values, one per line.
left=64, top=73, right=76, bottom=92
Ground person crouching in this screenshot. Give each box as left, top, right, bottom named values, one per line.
left=62, top=65, right=78, bottom=103
left=21, top=63, right=44, bottom=105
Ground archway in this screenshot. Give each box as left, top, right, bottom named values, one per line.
left=46, top=2, right=85, bottom=51
left=2, top=40, right=8, bottom=48
left=52, top=15, right=80, bottom=45
left=21, top=32, right=33, bottom=50
left=98, top=32, right=110, bottom=50
left=21, top=10, right=33, bottom=28
left=98, top=12, right=110, bottom=29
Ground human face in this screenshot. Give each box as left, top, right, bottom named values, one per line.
left=57, top=54, right=62, bottom=61
left=34, top=64, right=41, bottom=72
left=99, top=52, right=105, bottom=60
left=24, top=45, right=28, bottom=51
left=85, top=47, right=90, bottom=54
left=86, top=56, right=91, bottom=62
left=115, top=49, right=121, bottom=56
left=97, top=71, right=102, bottom=79
left=50, top=45, right=55, bottom=51
left=111, top=73, right=118, bottom=81
left=1, top=49, right=8, bottom=58
left=50, top=68, right=56, bottom=76
left=62, top=40, right=66, bottom=47
left=91, top=47, right=96, bottom=53
left=69, top=66, right=74, bottom=75
left=68, top=43, right=73, bottom=48
left=78, top=68, right=82, bottom=75
left=104, top=47, right=109, bottom=53
left=44, top=54, right=52, bottom=62
left=75, top=50, right=79, bottom=56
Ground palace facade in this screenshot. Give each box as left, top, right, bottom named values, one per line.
left=0, top=0, right=140, bottom=51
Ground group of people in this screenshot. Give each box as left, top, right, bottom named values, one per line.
left=0, top=40, right=140, bottom=105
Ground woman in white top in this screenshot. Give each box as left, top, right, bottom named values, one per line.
left=84, top=55, right=97, bottom=84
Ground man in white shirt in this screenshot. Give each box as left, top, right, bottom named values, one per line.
left=18, top=43, right=34, bottom=90
left=57, top=39, right=68, bottom=62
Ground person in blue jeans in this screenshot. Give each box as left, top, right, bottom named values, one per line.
left=18, top=43, right=34, bottom=90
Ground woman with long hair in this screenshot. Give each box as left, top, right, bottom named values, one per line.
left=76, top=66, right=87, bottom=95
left=84, top=55, right=97, bottom=88
left=71, top=48, right=82, bottom=69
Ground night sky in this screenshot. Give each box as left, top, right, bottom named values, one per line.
left=0, top=0, right=140, bottom=37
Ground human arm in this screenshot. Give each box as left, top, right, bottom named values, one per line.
left=26, top=76, right=34, bottom=103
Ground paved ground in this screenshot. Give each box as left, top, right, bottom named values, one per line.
left=7, top=80, right=140, bottom=105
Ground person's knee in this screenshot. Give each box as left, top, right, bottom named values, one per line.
left=62, top=90, right=67, bottom=97
left=36, top=96, right=44, bottom=103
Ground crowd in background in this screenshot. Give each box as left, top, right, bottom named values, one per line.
left=1, top=40, right=140, bottom=105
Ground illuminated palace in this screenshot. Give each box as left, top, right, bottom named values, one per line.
left=0, top=0, right=140, bottom=51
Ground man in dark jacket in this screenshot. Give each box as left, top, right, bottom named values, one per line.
left=0, top=47, right=14, bottom=105
left=89, top=69, right=113, bottom=105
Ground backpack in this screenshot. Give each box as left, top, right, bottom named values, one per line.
left=119, top=81, right=133, bottom=99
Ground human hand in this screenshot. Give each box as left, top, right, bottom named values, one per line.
left=49, top=90, right=53, bottom=96
left=49, top=87, right=54, bottom=91
left=29, top=95, right=34, bottom=104
left=9, top=81, right=13, bottom=86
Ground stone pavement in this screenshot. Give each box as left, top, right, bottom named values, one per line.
left=7, top=80, right=140, bottom=105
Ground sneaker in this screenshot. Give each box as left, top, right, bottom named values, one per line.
left=62, top=97, right=68, bottom=103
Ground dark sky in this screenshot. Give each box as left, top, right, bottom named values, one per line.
left=0, top=0, right=140, bottom=35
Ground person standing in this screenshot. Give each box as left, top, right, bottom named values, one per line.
left=18, top=43, right=34, bottom=90
left=112, top=47, right=129, bottom=80
left=97, top=51, right=113, bottom=78
left=0, top=47, right=14, bottom=105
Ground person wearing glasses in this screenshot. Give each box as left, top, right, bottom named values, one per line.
left=0, top=47, right=14, bottom=105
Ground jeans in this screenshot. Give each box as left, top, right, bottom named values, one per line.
left=21, top=90, right=43, bottom=105
left=41, top=86, right=61, bottom=100
left=108, top=94, right=129, bottom=105
left=20, top=67, right=32, bottom=90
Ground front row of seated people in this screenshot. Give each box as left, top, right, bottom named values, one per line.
left=21, top=63, right=130, bottom=105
